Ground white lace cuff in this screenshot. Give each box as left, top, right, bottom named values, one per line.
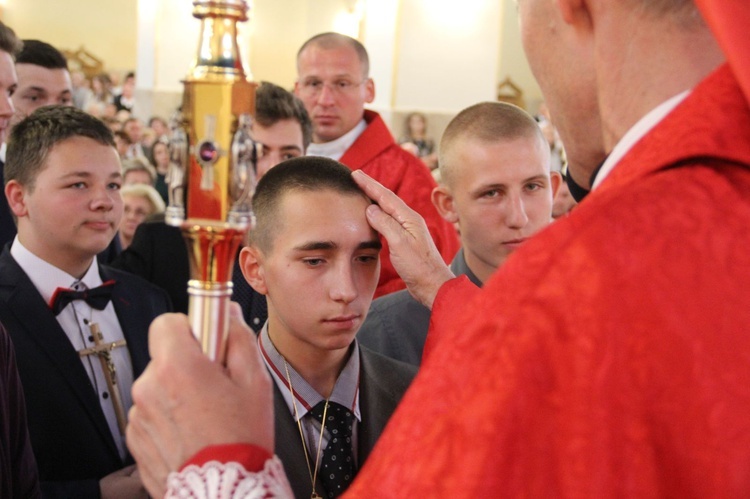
left=165, top=455, right=294, bottom=498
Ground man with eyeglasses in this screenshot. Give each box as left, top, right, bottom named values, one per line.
left=294, top=32, right=459, bottom=298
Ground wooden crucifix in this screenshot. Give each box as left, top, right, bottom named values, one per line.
left=78, top=323, right=128, bottom=436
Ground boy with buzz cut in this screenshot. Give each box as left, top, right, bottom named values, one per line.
left=358, top=101, right=561, bottom=366
left=239, top=156, right=416, bottom=499
left=0, top=105, right=171, bottom=498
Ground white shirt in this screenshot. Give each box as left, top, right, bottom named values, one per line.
left=11, top=238, right=133, bottom=459
left=593, top=90, right=691, bottom=189
left=306, top=119, right=368, bottom=161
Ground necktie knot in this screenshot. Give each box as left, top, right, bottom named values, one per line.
left=50, top=280, right=116, bottom=315
left=310, top=401, right=355, bottom=431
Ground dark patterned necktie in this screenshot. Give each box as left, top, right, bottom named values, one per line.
left=310, top=401, right=356, bottom=498
left=49, top=280, right=115, bottom=315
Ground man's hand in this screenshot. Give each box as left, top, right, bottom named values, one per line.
left=126, top=305, right=274, bottom=498
left=353, top=170, right=454, bottom=308
left=99, top=464, right=147, bottom=498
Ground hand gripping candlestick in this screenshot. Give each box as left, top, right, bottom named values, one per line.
left=166, top=0, right=258, bottom=363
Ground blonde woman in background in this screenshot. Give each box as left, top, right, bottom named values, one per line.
left=119, top=184, right=165, bottom=250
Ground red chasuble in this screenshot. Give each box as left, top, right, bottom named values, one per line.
left=348, top=64, right=750, bottom=497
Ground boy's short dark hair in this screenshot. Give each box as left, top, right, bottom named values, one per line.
left=16, top=39, right=68, bottom=69
left=256, top=81, right=312, bottom=150
left=5, top=106, right=114, bottom=190
left=251, top=156, right=368, bottom=252
left=0, top=21, right=22, bottom=57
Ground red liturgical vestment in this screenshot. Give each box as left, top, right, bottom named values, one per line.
left=348, top=64, right=750, bottom=497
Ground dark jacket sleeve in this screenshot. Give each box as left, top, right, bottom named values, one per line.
left=110, top=220, right=189, bottom=314
left=0, top=323, right=42, bottom=498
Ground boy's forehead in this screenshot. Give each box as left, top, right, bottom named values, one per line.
left=445, top=134, right=548, bottom=178
left=452, top=132, right=544, bottom=158
left=270, top=188, right=374, bottom=239
left=48, top=135, right=115, bottom=153
left=42, top=136, right=120, bottom=170
left=277, top=186, right=368, bottom=208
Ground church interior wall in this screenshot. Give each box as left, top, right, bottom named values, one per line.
left=0, top=0, right=543, bottom=143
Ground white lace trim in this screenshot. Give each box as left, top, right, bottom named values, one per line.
left=165, top=456, right=294, bottom=499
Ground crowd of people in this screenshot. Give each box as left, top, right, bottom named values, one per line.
left=0, top=0, right=749, bottom=497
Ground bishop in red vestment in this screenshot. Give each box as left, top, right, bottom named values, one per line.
left=349, top=62, right=750, bottom=497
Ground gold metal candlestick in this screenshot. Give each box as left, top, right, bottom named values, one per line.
left=167, top=0, right=258, bottom=363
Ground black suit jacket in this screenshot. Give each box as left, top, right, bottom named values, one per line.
left=0, top=249, right=171, bottom=498
left=0, top=323, right=41, bottom=498
left=110, top=217, right=191, bottom=314
left=274, top=347, right=417, bottom=498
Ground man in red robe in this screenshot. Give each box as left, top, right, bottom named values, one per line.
left=126, top=0, right=750, bottom=496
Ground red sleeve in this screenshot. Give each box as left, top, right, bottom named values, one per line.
left=180, top=444, right=273, bottom=473
left=423, top=276, right=480, bottom=360
left=696, top=0, right=750, bottom=104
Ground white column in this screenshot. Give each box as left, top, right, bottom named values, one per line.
left=134, top=0, right=198, bottom=121
left=497, top=0, right=542, bottom=111
left=362, top=0, right=400, bottom=124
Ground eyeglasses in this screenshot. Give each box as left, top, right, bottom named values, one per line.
left=297, top=78, right=366, bottom=98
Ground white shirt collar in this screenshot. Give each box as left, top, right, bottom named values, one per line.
left=0, top=142, right=6, bottom=163
left=306, top=119, right=367, bottom=161
left=10, top=236, right=101, bottom=305
left=593, top=90, right=691, bottom=189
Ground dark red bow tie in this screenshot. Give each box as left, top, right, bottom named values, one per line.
left=49, top=280, right=116, bottom=316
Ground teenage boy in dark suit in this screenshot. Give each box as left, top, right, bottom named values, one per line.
left=0, top=105, right=170, bottom=498
left=239, top=157, right=416, bottom=498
